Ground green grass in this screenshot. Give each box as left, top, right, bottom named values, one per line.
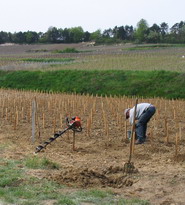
left=124, top=44, right=185, bottom=51
left=0, top=158, right=150, bottom=205
left=62, top=189, right=150, bottom=205
left=52, top=47, right=93, bottom=54
left=52, top=47, right=79, bottom=53
left=0, top=69, right=185, bottom=99
left=26, top=49, right=49, bottom=53
left=21, top=58, right=74, bottom=63
left=24, top=156, right=60, bottom=169
left=0, top=160, right=22, bottom=188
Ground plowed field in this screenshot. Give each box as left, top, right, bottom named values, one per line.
left=0, top=89, right=185, bottom=204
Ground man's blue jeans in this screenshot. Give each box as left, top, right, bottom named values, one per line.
left=136, top=106, right=156, bottom=143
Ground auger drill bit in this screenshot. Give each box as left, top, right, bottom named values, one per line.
left=35, top=127, right=69, bottom=153
left=35, top=116, right=82, bottom=153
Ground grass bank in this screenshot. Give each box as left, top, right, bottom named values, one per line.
left=0, top=70, right=184, bottom=99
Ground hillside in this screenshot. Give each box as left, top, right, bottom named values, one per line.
left=0, top=69, right=185, bottom=99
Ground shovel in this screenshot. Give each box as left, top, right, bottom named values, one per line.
left=124, top=99, right=138, bottom=174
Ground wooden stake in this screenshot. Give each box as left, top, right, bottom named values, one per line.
left=179, top=122, right=182, bottom=141
left=73, top=131, right=76, bottom=151
left=36, top=115, right=41, bottom=140
left=14, top=112, right=17, bottom=130
left=60, top=114, right=63, bottom=128
left=5, top=108, right=8, bottom=120
left=53, top=115, right=56, bottom=134
left=16, top=110, right=19, bottom=128
left=173, top=107, right=176, bottom=120
left=86, top=117, right=91, bottom=137
left=21, top=107, right=24, bottom=120
left=164, top=119, right=169, bottom=143
left=42, top=113, right=45, bottom=129
left=31, top=99, right=36, bottom=143
left=129, top=99, right=138, bottom=161
left=175, top=132, right=179, bottom=158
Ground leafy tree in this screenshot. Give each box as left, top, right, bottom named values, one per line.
left=149, top=24, right=161, bottom=33
left=45, top=27, right=60, bottom=43
left=12, top=32, right=26, bottom=44
left=146, top=31, right=161, bottom=43
left=118, top=26, right=127, bottom=40
left=178, top=26, right=185, bottom=43
left=171, top=23, right=179, bottom=34
left=102, top=28, right=114, bottom=38
left=176, top=21, right=185, bottom=43
left=146, top=24, right=161, bottom=43
left=25, top=31, right=39, bottom=44
left=57, top=28, right=64, bottom=42
left=83, top=31, right=91, bottom=42
left=69, top=26, right=84, bottom=43
left=135, top=19, right=149, bottom=43
left=61, top=28, right=71, bottom=43
left=112, top=26, right=127, bottom=40
left=7, top=32, right=13, bottom=43
left=0, top=31, right=9, bottom=44
left=169, top=21, right=185, bottom=43
left=1, top=19, right=185, bottom=44
left=38, top=32, right=48, bottom=43
left=90, top=29, right=101, bottom=41
left=125, top=25, right=134, bottom=41
left=179, top=21, right=185, bottom=29
left=160, top=22, right=169, bottom=37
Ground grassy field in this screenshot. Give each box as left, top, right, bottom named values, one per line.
left=0, top=43, right=185, bottom=72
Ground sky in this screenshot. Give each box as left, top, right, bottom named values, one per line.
left=0, top=0, right=185, bottom=33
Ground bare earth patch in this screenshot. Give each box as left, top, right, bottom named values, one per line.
left=1, top=127, right=185, bottom=205
left=0, top=91, right=185, bottom=205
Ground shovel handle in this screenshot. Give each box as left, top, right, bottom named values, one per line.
left=129, top=99, right=138, bottom=162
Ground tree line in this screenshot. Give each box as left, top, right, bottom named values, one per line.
left=0, top=19, right=185, bottom=45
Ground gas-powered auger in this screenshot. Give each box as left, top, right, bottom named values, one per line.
left=35, top=116, right=82, bottom=153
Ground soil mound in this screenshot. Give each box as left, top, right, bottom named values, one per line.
left=46, top=166, right=139, bottom=188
